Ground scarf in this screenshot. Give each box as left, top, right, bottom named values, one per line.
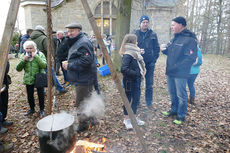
left=124, top=43, right=146, bottom=78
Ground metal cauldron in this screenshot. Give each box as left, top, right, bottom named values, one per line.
left=37, top=112, right=74, bottom=153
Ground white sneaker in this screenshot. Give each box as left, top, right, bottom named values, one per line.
left=123, top=119, right=133, bottom=130
left=136, top=117, right=145, bottom=126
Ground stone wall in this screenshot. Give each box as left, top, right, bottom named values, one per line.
left=22, top=0, right=112, bottom=34
left=130, top=0, right=177, bottom=44
left=23, top=4, right=47, bottom=29
left=22, top=0, right=183, bottom=44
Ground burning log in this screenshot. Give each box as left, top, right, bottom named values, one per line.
left=69, top=140, right=106, bottom=153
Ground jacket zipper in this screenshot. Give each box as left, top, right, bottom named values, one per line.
left=30, top=62, right=32, bottom=84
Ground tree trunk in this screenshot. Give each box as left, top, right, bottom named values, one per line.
left=216, top=0, right=223, bottom=54
left=113, top=0, right=132, bottom=71
left=200, top=0, right=212, bottom=53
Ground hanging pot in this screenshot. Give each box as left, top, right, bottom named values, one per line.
left=37, top=112, right=74, bottom=153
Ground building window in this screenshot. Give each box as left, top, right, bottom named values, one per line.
left=94, top=0, right=116, bottom=36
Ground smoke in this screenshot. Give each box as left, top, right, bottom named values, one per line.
left=36, top=92, right=105, bottom=151
left=79, top=91, right=105, bottom=118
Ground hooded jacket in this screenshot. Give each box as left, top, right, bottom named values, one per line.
left=30, top=30, right=47, bottom=58
left=163, top=28, right=197, bottom=78
left=20, top=34, right=30, bottom=53
left=133, top=29, right=160, bottom=64
left=16, top=51, right=47, bottom=85
left=67, top=32, right=96, bottom=86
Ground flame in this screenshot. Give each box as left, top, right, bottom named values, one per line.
left=69, top=137, right=107, bottom=153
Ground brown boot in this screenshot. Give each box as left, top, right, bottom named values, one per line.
left=190, top=97, right=195, bottom=105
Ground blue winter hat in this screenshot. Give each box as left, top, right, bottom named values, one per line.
left=140, top=15, right=149, bottom=24
left=172, top=16, right=187, bottom=27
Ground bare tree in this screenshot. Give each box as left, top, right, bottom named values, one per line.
left=113, top=0, right=132, bottom=70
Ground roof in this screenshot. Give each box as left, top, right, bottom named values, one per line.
left=146, top=0, right=178, bottom=7
left=21, top=0, right=65, bottom=8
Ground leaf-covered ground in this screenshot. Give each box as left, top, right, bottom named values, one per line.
left=0, top=54, right=229, bottom=153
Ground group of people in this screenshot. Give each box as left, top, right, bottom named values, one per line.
left=1, top=17, right=203, bottom=151
left=120, top=15, right=202, bottom=129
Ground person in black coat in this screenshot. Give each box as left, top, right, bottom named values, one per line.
left=120, top=34, right=146, bottom=130
left=133, top=15, right=160, bottom=109
left=56, top=31, right=70, bottom=86
left=62, top=23, right=97, bottom=132
left=0, top=60, right=13, bottom=133
left=161, top=16, right=197, bottom=124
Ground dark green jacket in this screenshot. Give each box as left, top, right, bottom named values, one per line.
left=30, top=30, right=47, bottom=57
left=16, top=52, right=47, bottom=85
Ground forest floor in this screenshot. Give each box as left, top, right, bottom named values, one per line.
left=0, top=54, right=230, bottom=153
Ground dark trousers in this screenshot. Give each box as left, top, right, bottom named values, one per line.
left=75, top=85, right=93, bottom=126
left=54, top=58, right=61, bottom=74
left=123, top=78, right=141, bottom=115
left=26, top=85, right=44, bottom=111
left=0, top=90, right=9, bottom=121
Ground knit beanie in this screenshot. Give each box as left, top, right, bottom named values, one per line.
left=172, top=16, right=187, bottom=27
left=140, top=15, right=149, bottom=24
left=35, top=25, right=45, bottom=31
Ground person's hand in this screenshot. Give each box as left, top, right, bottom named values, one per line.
left=62, top=61, right=68, bottom=70
left=24, top=54, right=30, bottom=61
left=31, top=51, right=36, bottom=57
left=160, top=44, right=167, bottom=51
left=96, top=63, right=100, bottom=67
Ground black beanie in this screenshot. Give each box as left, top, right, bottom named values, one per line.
left=172, top=16, right=187, bottom=27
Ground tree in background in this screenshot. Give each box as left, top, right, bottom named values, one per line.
left=114, top=0, right=132, bottom=71
left=184, top=0, right=230, bottom=55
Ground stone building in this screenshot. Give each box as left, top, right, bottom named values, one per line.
left=21, top=0, right=183, bottom=43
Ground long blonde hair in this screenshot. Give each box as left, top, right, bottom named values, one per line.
left=119, top=34, right=137, bottom=56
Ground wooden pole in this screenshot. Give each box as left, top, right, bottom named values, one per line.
left=80, top=1, right=149, bottom=153
left=46, top=0, right=53, bottom=114
left=0, top=0, right=20, bottom=89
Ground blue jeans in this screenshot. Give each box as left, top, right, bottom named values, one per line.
left=45, top=68, right=64, bottom=92
left=187, top=74, right=198, bottom=98
left=144, top=63, right=155, bottom=106
left=123, top=78, right=141, bottom=115
left=167, top=76, right=187, bottom=119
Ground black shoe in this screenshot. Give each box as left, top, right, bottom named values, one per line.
left=0, top=142, right=14, bottom=153
left=40, top=110, right=45, bottom=118
left=24, top=109, right=35, bottom=116
left=89, top=117, right=98, bottom=127
left=2, top=120, right=13, bottom=127
left=0, top=127, right=8, bottom=134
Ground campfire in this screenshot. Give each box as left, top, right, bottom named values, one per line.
left=69, top=137, right=107, bottom=153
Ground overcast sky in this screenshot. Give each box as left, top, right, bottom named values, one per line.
left=0, top=0, right=25, bottom=39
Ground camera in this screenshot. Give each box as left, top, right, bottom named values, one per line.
left=28, top=52, right=32, bottom=57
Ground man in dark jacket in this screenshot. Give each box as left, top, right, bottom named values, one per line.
left=62, top=23, right=97, bottom=132
left=30, top=25, right=67, bottom=94
left=0, top=61, right=13, bottom=130
left=56, top=31, right=69, bottom=86
left=133, top=15, right=160, bottom=109
left=19, top=29, right=33, bottom=54
left=161, top=16, right=197, bottom=124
